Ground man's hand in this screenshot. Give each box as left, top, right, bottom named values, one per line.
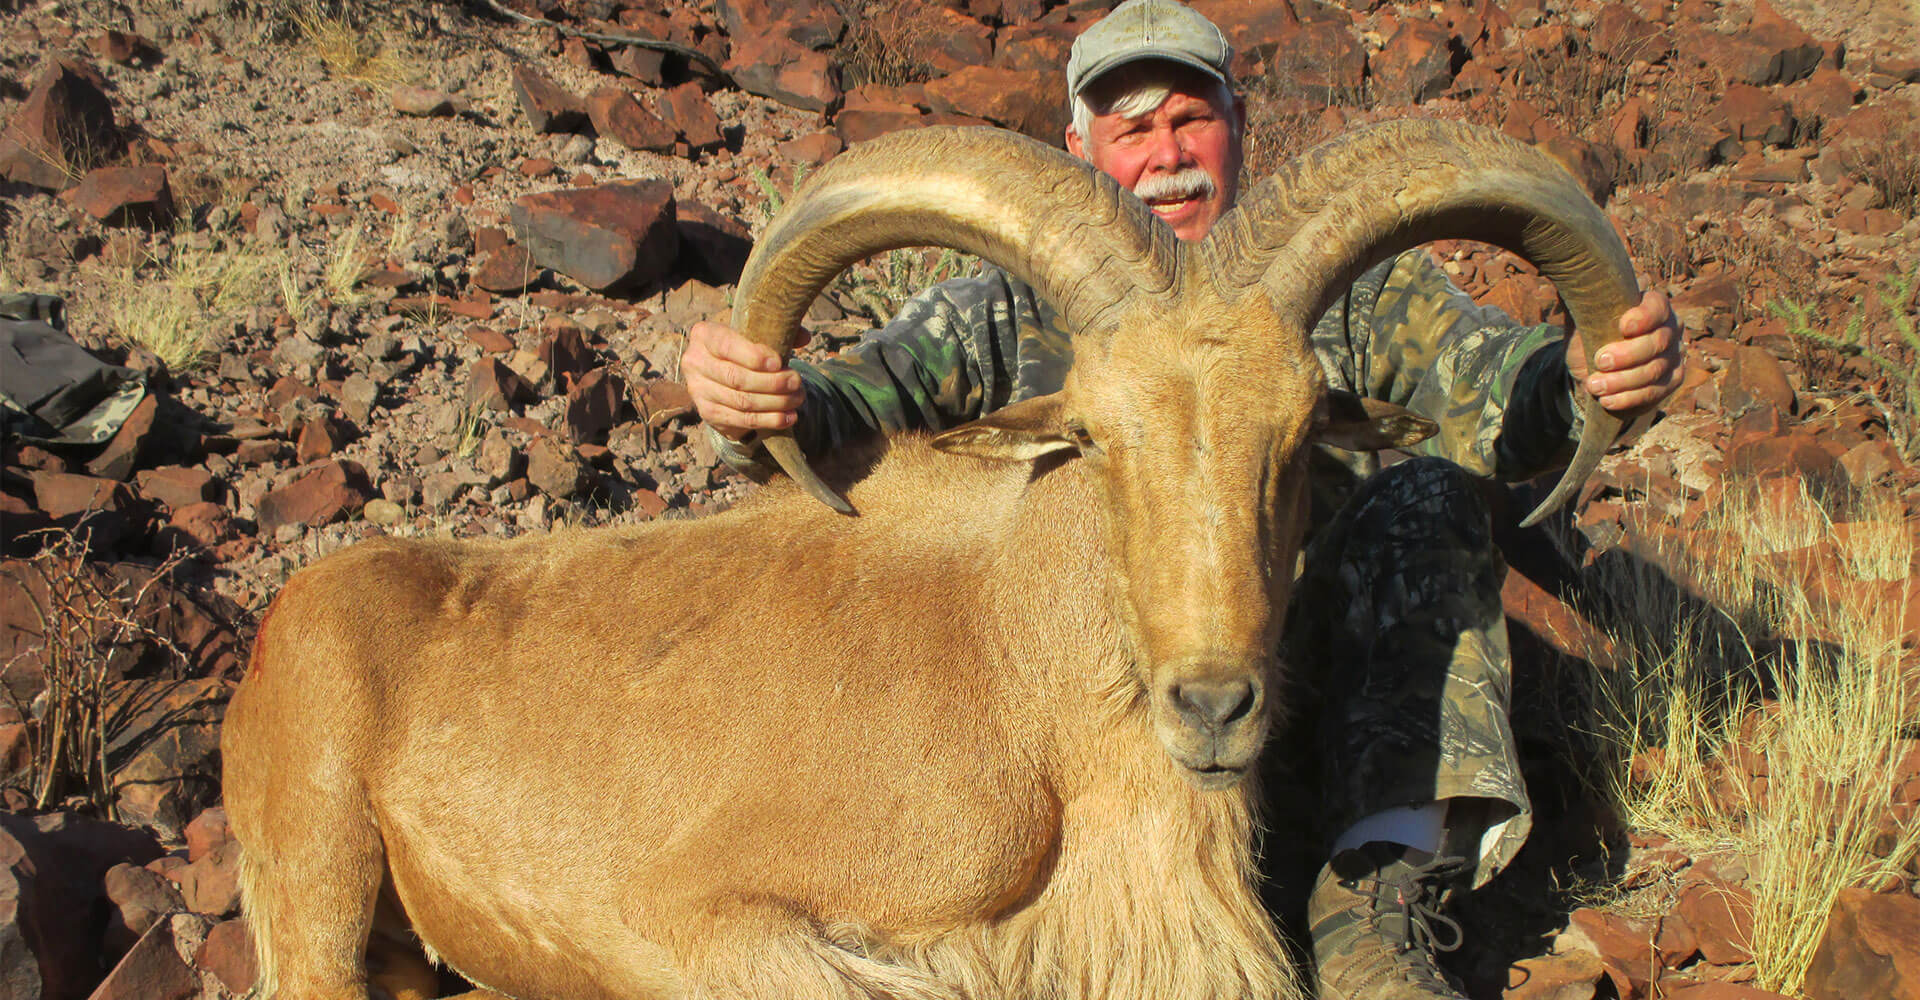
left=1566, top=289, right=1685, bottom=413
left=682, top=321, right=806, bottom=441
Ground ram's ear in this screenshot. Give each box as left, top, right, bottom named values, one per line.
left=931, top=393, right=1078, bottom=462
left=1316, top=390, right=1438, bottom=451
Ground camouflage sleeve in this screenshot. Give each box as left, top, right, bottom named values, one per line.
left=712, top=270, right=1050, bottom=475
left=1309, top=250, right=1585, bottom=481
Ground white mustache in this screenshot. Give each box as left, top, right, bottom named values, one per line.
left=1133, top=168, right=1216, bottom=204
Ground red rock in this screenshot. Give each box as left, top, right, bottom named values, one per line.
left=462, top=325, right=515, bottom=354
left=526, top=437, right=585, bottom=499
left=1592, top=4, right=1661, bottom=55
left=0, top=60, right=120, bottom=191
left=1483, top=273, right=1559, bottom=326
left=1656, top=913, right=1701, bottom=968
left=677, top=201, right=753, bottom=285
left=510, top=180, right=679, bottom=292
left=30, top=470, right=134, bottom=519
left=510, top=63, right=586, bottom=133
left=585, top=88, right=677, bottom=153
left=518, top=156, right=558, bottom=178
left=1504, top=940, right=1605, bottom=1000
left=564, top=368, right=626, bottom=444
left=1784, top=68, right=1860, bottom=125
left=163, top=501, right=232, bottom=550
left=254, top=460, right=374, bottom=533
left=295, top=414, right=349, bottom=465
left=540, top=321, right=596, bottom=389
left=90, top=30, right=158, bottom=65
left=102, top=862, right=183, bottom=955
left=924, top=65, right=1063, bottom=142
left=728, top=27, right=842, bottom=114
left=1537, top=135, right=1616, bottom=203
left=85, top=391, right=158, bottom=481
left=468, top=357, right=536, bottom=412
left=88, top=919, right=196, bottom=1000
left=610, top=45, right=667, bottom=84
left=638, top=379, right=695, bottom=426
left=1675, top=880, right=1756, bottom=966
left=73, top=165, right=173, bottom=226
left=391, top=85, right=457, bottom=117
left=1725, top=432, right=1842, bottom=494
left=135, top=466, right=218, bottom=511
left=195, top=918, right=257, bottom=995
left=1716, top=85, right=1795, bottom=145
left=916, top=7, right=995, bottom=76
left=177, top=839, right=240, bottom=915
left=1695, top=16, right=1821, bottom=86
left=656, top=82, right=723, bottom=152
left=1805, top=888, right=1920, bottom=1000
left=472, top=244, right=543, bottom=294
left=777, top=131, right=842, bottom=165
left=183, top=807, right=231, bottom=863
left=1665, top=984, right=1795, bottom=999
left=992, top=25, right=1074, bottom=74
left=834, top=108, right=928, bottom=146
left=1839, top=439, right=1903, bottom=488
left=1720, top=345, right=1796, bottom=418
left=1371, top=19, right=1454, bottom=105
left=1571, top=907, right=1659, bottom=999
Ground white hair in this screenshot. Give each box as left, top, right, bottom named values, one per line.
left=1069, top=63, right=1238, bottom=150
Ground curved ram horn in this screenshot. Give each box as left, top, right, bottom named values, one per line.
left=1203, top=119, right=1644, bottom=527
left=732, top=126, right=1180, bottom=513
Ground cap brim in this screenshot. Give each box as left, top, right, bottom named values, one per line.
left=1071, top=49, right=1230, bottom=97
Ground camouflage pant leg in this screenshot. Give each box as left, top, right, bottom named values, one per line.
left=1283, top=457, right=1530, bottom=888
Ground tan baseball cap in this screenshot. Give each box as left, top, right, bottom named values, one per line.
left=1066, top=0, right=1235, bottom=99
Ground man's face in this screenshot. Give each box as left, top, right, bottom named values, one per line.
left=1066, top=69, right=1244, bottom=242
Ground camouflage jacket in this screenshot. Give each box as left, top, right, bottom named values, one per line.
left=713, top=250, right=1586, bottom=514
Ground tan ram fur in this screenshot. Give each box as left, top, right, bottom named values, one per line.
left=222, top=120, right=1641, bottom=1000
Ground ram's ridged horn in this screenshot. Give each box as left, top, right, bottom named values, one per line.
left=1203, top=119, right=1644, bottom=527
left=733, top=126, right=1180, bottom=513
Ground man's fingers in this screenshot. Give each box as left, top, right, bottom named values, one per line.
left=702, top=323, right=788, bottom=372
left=692, top=379, right=804, bottom=416
left=695, top=356, right=801, bottom=395
left=698, top=400, right=800, bottom=431
left=1596, top=380, right=1678, bottom=412
left=1594, top=322, right=1675, bottom=370
left=1587, top=355, right=1682, bottom=404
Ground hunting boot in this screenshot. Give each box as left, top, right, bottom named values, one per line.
left=1308, top=841, right=1471, bottom=1000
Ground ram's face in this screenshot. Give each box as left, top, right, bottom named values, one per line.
left=1060, top=302, right=1320, bottom=788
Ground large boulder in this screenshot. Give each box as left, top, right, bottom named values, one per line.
left=0, top=61, right=119, bottom=191
left=1805, top=888, right=1920, bottom=1000
left=0, top=812, right=164, bottom=1000
left=510, top=180, right=680, bottom=292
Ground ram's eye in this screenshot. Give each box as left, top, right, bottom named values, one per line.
left=1066, top=422, right=1098, bottom=452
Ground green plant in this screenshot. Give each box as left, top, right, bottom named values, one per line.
left=1772, top=263, right=1920, bottom=458
left=1, top=531, right=189, bottom=819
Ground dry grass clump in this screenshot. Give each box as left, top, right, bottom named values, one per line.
left=1569, top=480, right=1919, bottom=994
left=104, top=232, right=281, bottom=373
left=292, top=1, right=416, bottom=87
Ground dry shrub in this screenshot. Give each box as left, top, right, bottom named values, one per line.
left=1237, top=82, right=1338, bottom=187
left=831, top=0, right=938, bottom=89
left=1566, top=480, right=1919, bottom=994
left=1840, top=120, right=1920, bottom=218
left=2, top=531, right=190, bottom=818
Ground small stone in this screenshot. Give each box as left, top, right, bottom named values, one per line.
left=510, top=63, right=586, bottom=134
left=585, top=87, right=677, bottom=153
left=564, top=368, right=625, bottom=443
left=361, top=498, right=405, bottom=526
left=392, top=85, right=457, bottom=117
left=468, top=357, right=535, bottom=412
left=195, top=919, right=258, bottom=995
left=255, top=460, right=375, bottom=533
left=88, top=920, right=196, bottom=1000
left=526, top=437, right=585, bottom=499
left=472, top=245, right=542, bottom=294
left=656, top=82, right=724, bottom=152
left=73, top=166, right=174, bottom=226
left=183, top=806, right=231, bottom=863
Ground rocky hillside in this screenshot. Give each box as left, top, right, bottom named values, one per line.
left=0, top=0, right=1916, bottom=997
